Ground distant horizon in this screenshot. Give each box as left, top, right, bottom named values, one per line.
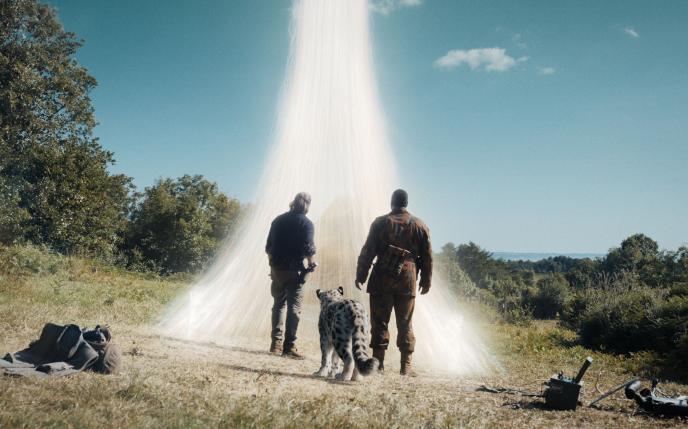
left=490, top=250, right=606, bottom=261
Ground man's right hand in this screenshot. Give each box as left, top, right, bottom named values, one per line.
left=355, top=281, right=363, bottom=290
left=419, top=285, right=430, bottom=295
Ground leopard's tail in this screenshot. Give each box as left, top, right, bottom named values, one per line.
left=352, top=319, right=378, bottom=376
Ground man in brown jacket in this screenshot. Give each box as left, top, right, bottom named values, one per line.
left=355, top=189, right=432, bottom=375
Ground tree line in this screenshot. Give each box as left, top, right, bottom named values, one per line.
left=0, top=0, right=242, bottom=273
left=438, top=235, right=688, bottom=364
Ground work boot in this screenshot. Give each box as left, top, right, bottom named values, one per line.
left=400, top=352, right=417, bottom=376
left=269, top=339, right=283, bottom=354
left=282, top=345, right=305, bottom=360
left=373, top=348, right=385, bottom=374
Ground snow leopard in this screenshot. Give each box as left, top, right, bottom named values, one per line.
left=314, top=287, right=379, bottom=381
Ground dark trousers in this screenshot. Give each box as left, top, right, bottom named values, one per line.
left=270, top=269, right=303, bottom=348
left=369, top=294, right=416, bottom=353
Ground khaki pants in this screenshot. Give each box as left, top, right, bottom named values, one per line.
left=369, top=294, right=416, bottom=353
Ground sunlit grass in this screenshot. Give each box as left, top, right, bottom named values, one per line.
left=0, top=245, right=684, bottom=428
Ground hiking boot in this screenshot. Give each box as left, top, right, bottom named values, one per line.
left=269, top=339, right=283, bottom=354
left=282, top=346, right=305, bottom=360
left=400, top=352, right=417, bottom=377
left=373, top=348, right=385, bottom=374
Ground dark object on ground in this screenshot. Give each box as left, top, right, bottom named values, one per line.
left=0, top=323, right=121, bottom=377
left=544, top=356, right=593, bottom=410
left=590, top=377, right=640, bottom=407
left=476, top=385, right=543, bottom=397
left=625, top=379, right=688, bottom=417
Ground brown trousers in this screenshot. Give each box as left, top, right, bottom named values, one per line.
left=369, top=294, right=416, bottom=353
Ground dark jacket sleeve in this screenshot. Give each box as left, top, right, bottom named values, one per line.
left=356, top=218, right=381, bottom=283
left=302, top=218, right=316, bottom=257
left=417, top=224, right=433, bottom=290
left=265, top=221, right=274, bottom=255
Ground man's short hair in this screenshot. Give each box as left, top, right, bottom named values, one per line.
left=391, top=189, right=408, bottom=209
left=290, top=192, right=312, bottom=214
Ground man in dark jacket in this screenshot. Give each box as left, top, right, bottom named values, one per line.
left=265, top=192, right=316, bottom=359
left=355, top=189, right=432, bottom=375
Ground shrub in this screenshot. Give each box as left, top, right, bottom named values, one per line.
left=125, top=175, right=241, bottom=274
left=435, top=247, right=480, bottom=299
left=577, top=287, right=661, bottom=352
left=529, top=273, right=570, bottom=319
left=0, top=244, right=67, bottom=277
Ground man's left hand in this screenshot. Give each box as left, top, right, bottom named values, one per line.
left=419, top=285, right=430, bottom=295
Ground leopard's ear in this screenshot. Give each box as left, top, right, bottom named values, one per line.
left=316, top=289, right=321, bottom=298
left=337, top=286, right=344, bottom=296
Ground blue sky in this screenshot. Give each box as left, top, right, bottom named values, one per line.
left=47, top=0, right=687, bottom=253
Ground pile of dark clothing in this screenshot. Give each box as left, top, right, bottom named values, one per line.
left=0, top=323, right=121, bottom=377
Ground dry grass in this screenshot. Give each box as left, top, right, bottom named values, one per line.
left=0, top=246, right=686, bottom=428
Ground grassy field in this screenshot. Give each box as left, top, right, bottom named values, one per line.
left=0, top=246, right=686, bottom=428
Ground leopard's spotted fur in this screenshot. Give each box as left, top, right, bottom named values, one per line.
left=314, top=287, right=378, bottom=381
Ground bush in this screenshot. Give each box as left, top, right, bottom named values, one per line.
left=528, top=274, right=570, bottom=319
left=577, top=287, right=661, bottom=352
left=125, top=175, right=241, bottom=274
left=0, top=244, right=67, bottom=277
left=435, top=246, right=480, bottom=299
left=490, top=277, right=533, bottom=324
left=677, top=329, right=688, bottom=357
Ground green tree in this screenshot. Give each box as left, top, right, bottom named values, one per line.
left=604, top=234, right=662, bottom=286
left=565, top=258, right=600, bottom=289
left=531, top=273, right=570, bottom=319
left=126, top=175, right=241, bottom=273
left=436, top=243, right=479, bottom=298
left=664, top=246, right=688, bottom=285
left=455, top=241, right=496, bottom=287
left=0, top=0, right=132, bottom=256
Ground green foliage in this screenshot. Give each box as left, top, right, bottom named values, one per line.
left=0, top=243, right=66, bottom=277
left=528, top=273, right=570, bottom=319
left=577, top=287, right=661, bottom=352
left=664, top=246, right=688, bottom=285
left=564, top=258, right=600, bottom=289
left=0, top=0, right=133, bottom=257
left=436, top=243, right=479, bottom=298
left=560, top=270, right=688, bottom=356
left=444, top=234, right=688, bottom=362
left=442, top=242, right=534, bottom=323
left=125, top=175, right=241, bottom=274
left=604, top=234, right=663, bottom=286
left=454, top=242, right=494, bottom=286
left=490, top=278, right=531, bottom=325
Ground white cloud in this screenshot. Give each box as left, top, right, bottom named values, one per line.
left=538, top=67, right=556, bottom=75
left=371, top=0, right=422, bottom=15
left=624, top=27, right=640, bottom=38
left=434, top=48, right=527, bottom=72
